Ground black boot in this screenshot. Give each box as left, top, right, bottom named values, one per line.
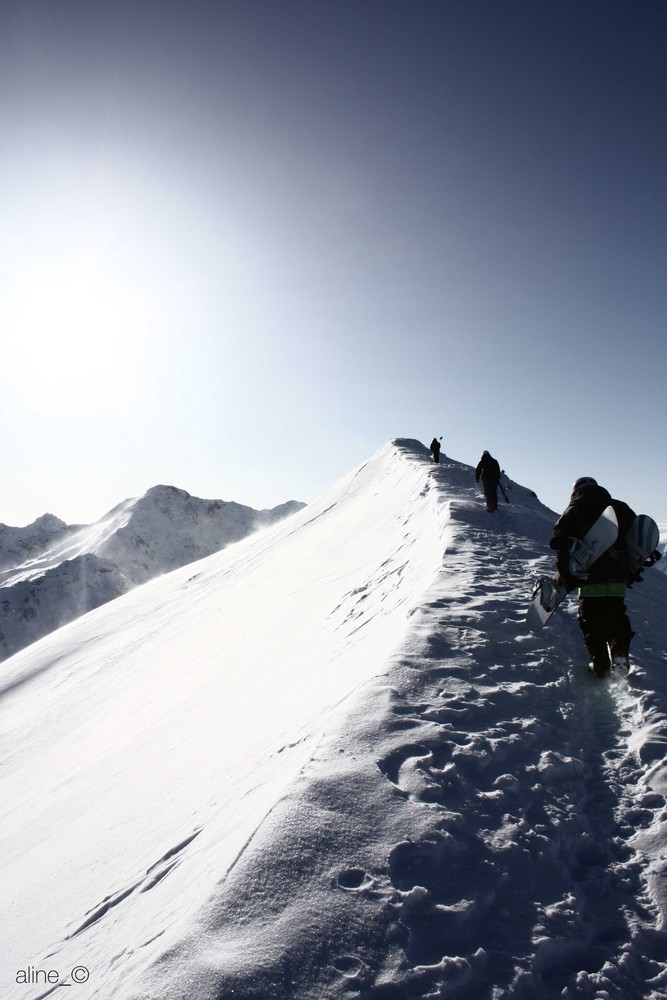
left=586, top=640, right=611, bottom=678
left=609, top=641, right=630, bottom=676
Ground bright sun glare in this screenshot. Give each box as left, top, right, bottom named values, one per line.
left=2, top=260, right=148, bottom=417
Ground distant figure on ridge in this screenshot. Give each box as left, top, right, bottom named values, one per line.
left=549, top=477, right=654, bottom=678
left=475, top=450, right=501, bottom=511
left=430, top=437, right=442, bottom=463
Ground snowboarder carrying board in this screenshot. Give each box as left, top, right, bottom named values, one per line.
left=549, top=476, right=658, bottom=678
left=475, top=451, right=501, bottom=512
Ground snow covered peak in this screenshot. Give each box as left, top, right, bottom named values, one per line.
left=2, top=440, right=667, bottom=999
left=0, top=486, right=305, bottom=660
left=88, top=484, right=305, bottom=585
left=31, top=512, right=70, bottom=531
left=0, top=511, right=73, bottom=570
left=656, top=523, right=667, bottom=573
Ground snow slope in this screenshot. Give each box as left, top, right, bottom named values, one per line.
left=657, top=524, right=667, bottom=573
left=0, top=486, right=304, bottom=660
left=2, top=440, right=667, bottom=1000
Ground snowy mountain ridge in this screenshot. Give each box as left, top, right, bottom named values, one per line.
left=0, top=511, right=74, bottom=570
left=656, top=524, right=667, bottom=572
left=0, top=485, right=304, bottom=660
left=2, top=439, right=667, bottom=1000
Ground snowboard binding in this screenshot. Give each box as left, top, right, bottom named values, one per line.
left=533, top=576, right=568, bottom=613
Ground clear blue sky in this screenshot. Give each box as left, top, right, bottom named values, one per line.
left=1, top=0, right=665, bottom=526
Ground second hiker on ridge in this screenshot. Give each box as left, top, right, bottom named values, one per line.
left=475, top=450, right=501, bottom=512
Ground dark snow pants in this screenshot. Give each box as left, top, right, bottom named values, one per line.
left=482, top=478, right=499, bottom=511
left=578, top=595, right=634, bottom=674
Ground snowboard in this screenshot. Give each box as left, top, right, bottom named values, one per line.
left=567, top=505, right=619, bottom=576
left=625, top=514, right=661, bottom=573
left=526, top=576, right=569, bottom=632
left=526, top=505, right=619, bottom=633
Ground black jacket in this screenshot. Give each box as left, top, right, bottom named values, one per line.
left=475, top=454, right=500, bottom=482
left=550, top=484, right=636, bottom=588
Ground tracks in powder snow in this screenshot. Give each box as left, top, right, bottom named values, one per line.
left=71, top=450, right=667, bottom=1000
left=355, top=497, right=667, bottom=999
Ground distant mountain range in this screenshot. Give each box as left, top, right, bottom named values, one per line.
left=0, top=486, right=305, bottom=661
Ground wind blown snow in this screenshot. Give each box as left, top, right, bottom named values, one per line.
left=0, top=486, right=304, bottom=660
left=2, top=439, right=667, bottom=1000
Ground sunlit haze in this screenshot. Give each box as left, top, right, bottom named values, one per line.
left=1, top=0, right=665, bottom=527
left=3, top=259, right=147, bottom=415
